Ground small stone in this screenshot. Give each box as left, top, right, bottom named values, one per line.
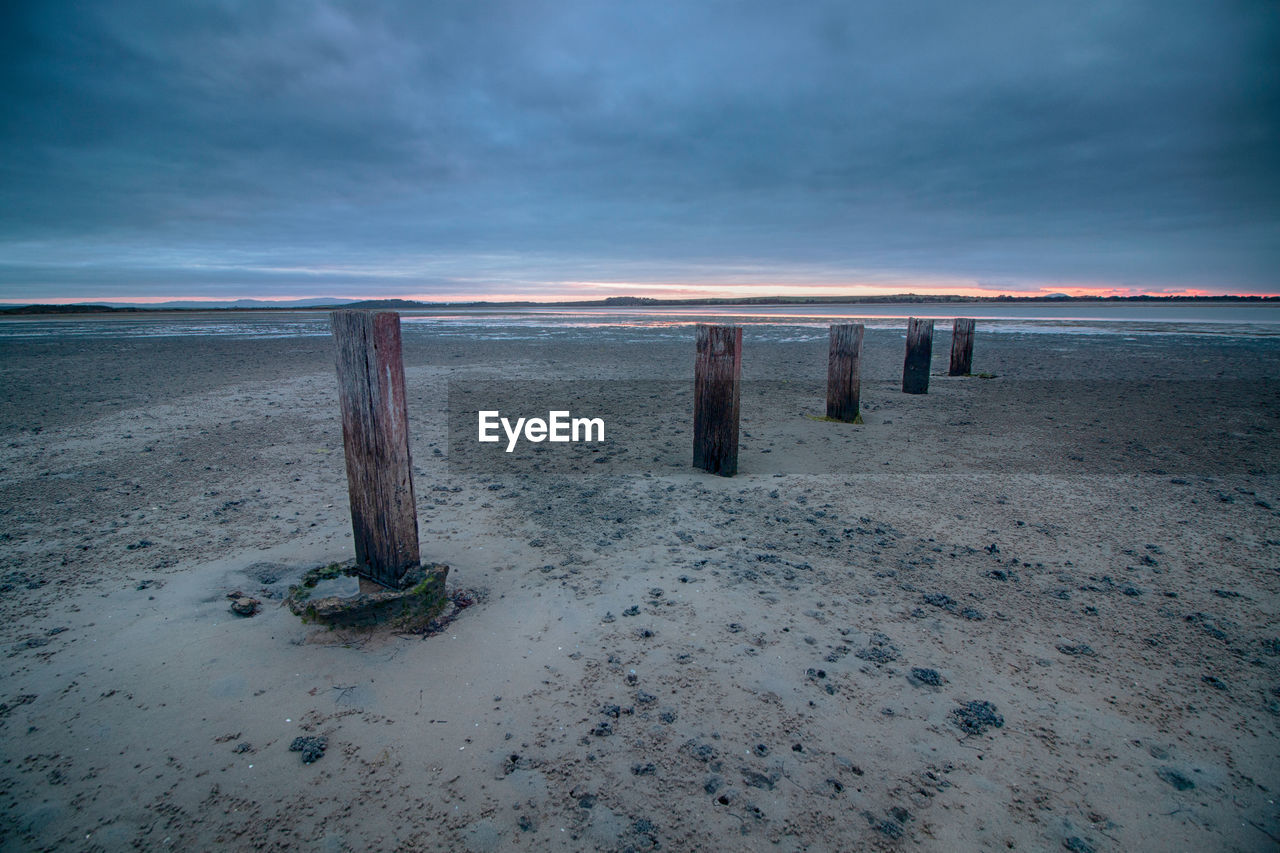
left=230, top=597, right=260, bottom=617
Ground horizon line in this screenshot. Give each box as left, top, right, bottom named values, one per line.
left=4, top=291, right=1280, bottom=310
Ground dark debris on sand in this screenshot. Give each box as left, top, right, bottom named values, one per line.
left=908, top=667, right=943, bottom=687
left=951, top=700, right=1004, bottom=736
left=289, top=735, right=328, bottom=764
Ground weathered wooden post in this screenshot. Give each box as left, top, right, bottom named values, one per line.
left=950, top=318, right=975, bottom=376
left=826, top=323, right=864, bottom=422
left=693, top=324, right=742, bottom=476
left=902, top=317, right=934, bottom=394
left=331, top=310, right=420, bottom=589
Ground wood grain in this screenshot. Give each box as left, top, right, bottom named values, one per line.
left=950, top=317, right=975, bottom=376
left=902, top=317, right=934, bottom=394
left=693, top=324, right=742, bottom=476
left=331, top=310, right=420, bottom=588
left=826, top=323, right=864, bottom=422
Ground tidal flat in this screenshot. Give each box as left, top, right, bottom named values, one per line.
left=1, top=315, right=1277, bottom=851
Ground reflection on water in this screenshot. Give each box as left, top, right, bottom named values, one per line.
left=1, top=303, right=1277, bottom=342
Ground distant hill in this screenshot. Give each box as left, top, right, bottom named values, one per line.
left=103, top=297, right=350, bottom=309
left=1, top=292, right=1274, bottom=317
left=340, top=299, right=434, bottom=310
left=0, top=298, right=350, bottom=315
left=0, top=303, right=144, bottom=315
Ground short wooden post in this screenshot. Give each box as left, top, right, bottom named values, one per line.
left=826, top=323, right=864, bottom=422
left=950, top=318, right=975, bottom=376
left=331, top=310, right=420, bottom=589
left=693, top=324, right=742, bottom=476
left=902, top=317, right=934, bottom=394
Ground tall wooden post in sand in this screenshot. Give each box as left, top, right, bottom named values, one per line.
left=826, top=323, right=864, bottom=422
left=331, top=310, right=420, bottom=589
left=950, top=318, right=975, bottom=376
left=693, top=324, right=742, bottom=476
left=902, top=317, right=934, bottom=395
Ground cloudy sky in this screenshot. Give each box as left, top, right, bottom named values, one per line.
left=1, top=0, right=1277, bottom=303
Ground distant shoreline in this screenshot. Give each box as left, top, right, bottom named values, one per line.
left=2, top=293, right=1278, bottom=316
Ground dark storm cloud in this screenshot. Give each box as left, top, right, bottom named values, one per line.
left=1, top=0, right=1277, bottom=298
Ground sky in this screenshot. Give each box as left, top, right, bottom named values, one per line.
left=1, top=0, right=1278, bottom=304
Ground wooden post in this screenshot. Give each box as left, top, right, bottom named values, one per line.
left=826, top=323, right=864, bottom=422
left=693, top=324, right=742, bottom=476
left=902, top=317, right=934, bottom=394
left=331, top=310, right=420, bottom=589
left=950, top=318, right=975, bottom=376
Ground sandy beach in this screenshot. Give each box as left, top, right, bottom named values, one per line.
left=1, top=316, right=1278, bottom=851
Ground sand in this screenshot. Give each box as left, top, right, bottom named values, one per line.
left=1, top=318, right=1278, bottom=851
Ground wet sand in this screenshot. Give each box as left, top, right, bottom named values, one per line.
left=1, top=321, right=1278, bottom=851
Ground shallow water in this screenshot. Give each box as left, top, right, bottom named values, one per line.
left=1, top=301, right=1277, bottom=342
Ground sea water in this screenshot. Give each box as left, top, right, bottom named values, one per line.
left=1, top=302, right=1277, bottom=342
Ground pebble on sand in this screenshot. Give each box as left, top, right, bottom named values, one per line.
left=228, top=594, right=260, bottom=617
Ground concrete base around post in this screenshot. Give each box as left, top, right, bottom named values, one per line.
left=286, top=561, right=450, bottom=630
